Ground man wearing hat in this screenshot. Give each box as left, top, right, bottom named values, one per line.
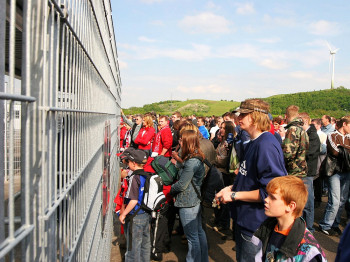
left=215, top=99, right=287, bottom=262
left=118, top=148, right=151, bottom=262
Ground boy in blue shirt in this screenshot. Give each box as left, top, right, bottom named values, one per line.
left=119, top=148, right=151, bottom=262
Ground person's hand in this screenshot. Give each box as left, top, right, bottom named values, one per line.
left=119, top=213, right=126, bottom=224
left=172, top=151, right=181, bottom=162
left=215, top=186, right=233, bottom=204
left=171, top=158, right=177, bottom=165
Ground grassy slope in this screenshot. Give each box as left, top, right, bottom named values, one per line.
left=124, top=88, right=350, bottom=118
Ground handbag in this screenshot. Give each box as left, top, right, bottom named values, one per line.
left=319, top=154, right=339, bottom=177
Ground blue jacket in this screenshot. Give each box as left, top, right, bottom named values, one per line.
left=232, top=132, right=287, bottom=236
left=170, top=157, right=205, bottom=208
left=199, top=125, right=209, bottom=139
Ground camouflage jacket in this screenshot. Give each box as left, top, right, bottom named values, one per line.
left=282, top=118, right=309, bottom=177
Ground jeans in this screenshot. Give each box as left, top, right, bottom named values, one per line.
left=125, top=212, right=151, bottom=262
left=319, top=172, right=350, bottom=230
left=235, top=224, right=260, bottom=262
left=302, top=177, right=315, bottom=232
left=179, top=204, right=208, bottom=262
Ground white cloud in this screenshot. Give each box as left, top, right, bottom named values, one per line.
left=259, top=59, right=288, bottom=70
left=263, top=14, right=296, bottom=27
left=138, top=36, right=156, bottom=43
left=118, top=60, right=128, bottom=69
left=119, top=42, right=212, bottom=61
left=206, top=1, right=221, bottom=10
left=150, top=20, right=164, bottom=26
left=176, top=84, right=230, bottom=94
left=289, top=71, right=315, bottom=79
left=179, top=12, right=231, bottom=34
left=257, top=37, right=281, bottom=44
left=235, top=3, right=255, bottom=15
left=308, top=20, right=340, bottom=36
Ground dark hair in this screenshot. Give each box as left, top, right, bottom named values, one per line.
left=159, top=115, right=169, bottom=121
left=311, top=118, right=322, bottom=126
left=221, top=121, right=235, bottom=141
left=272, top=117, right=282, bottom=125
left=181, top=130, right=204, bottom=161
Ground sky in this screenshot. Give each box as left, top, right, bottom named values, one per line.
left=111, top=0, right=350, bottom=108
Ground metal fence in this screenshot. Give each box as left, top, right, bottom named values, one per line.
left=1, top=0, right=121, bottom=261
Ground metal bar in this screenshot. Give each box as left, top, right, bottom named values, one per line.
left=68, top=178, right=101, bottom=262
left=40, top=106, right=117, bottom=115
left=0, top=225, right=35, bottom=258
left=8, top=0, right=16, bottom=244
left=41, top=142, right=104, bottom=220
left=0, top=0, right=5, bottom=248
left=4, top=217, right=21, bottom=224
left=0, top=92, right=36, bottom=102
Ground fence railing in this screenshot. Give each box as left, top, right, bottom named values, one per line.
left=1, top=0, right=121, bottom=261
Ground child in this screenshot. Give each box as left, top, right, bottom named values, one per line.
left=119, top=148, right=151, bottom=262
left=252, top=176, right=327, bottom=262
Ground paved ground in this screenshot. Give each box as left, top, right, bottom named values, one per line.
left=110, top=196, right=347, bottom=262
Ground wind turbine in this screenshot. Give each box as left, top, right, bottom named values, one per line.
left=326, top=41, right=340, bottom=89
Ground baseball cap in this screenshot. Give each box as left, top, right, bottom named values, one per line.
left=233, top=99, right=269, bottom=114
left=119, top=148, right=147, bottom=164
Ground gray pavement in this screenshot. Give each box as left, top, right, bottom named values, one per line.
left=110, top=196, right=346, bottom=262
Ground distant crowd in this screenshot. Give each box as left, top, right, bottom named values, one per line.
left=115, top=99, right=350, bottom=262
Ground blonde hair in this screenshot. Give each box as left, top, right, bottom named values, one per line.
left=286, top=105, right=299, bottom=119
left=179, top=121, right=199, bottom=137
left=267, top=176, right=308, bottom=218
left=143, top=115, right=153, bottom=128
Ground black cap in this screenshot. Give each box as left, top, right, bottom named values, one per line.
left=120, top=148, right=147, bottom=164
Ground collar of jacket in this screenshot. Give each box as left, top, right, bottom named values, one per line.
left=285, top=117, right=304, bottom=129
left=254, top=217, right=306, bottom=258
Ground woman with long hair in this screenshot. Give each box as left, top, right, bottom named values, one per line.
left=170, top=130, right=209, bottom=262
left=134, top=114, right=155, bottom=155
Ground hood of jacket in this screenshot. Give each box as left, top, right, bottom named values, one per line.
left=285, top=117, right=304, bottom=129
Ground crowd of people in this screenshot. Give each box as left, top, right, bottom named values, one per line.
left=116, top=100, right=350, bottom=262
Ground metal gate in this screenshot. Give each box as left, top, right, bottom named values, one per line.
left=1, top=0, right=121, bottom=261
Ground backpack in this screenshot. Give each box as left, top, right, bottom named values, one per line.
left=151, top=155, right=178, bottom=185
left=201, top=159, right=225, bottom=207
left=190, top=157, right=224, bottom=207
left=141, top=172, right=166, bottom=212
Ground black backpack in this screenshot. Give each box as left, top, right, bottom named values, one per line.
left=191, top=158, right=225, bottom=207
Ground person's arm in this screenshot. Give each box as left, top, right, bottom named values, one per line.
left=122, top=113, right=134, bottom=127
left=135, top=128, right=155, bottom=146
left=119, top=200, right=138, bottom=224
left=171, top=159, right=194, bottom=194
left=215, top=188, right=260, bottom=204
left=327, top=133, right=340, bottom=157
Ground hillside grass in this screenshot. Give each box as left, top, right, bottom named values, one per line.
left=124, top=87, right=350, bottom=118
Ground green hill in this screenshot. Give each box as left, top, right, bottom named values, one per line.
left=123, top=87, right=350, bottom=118
left=124, top=99, right=240, bottom=116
